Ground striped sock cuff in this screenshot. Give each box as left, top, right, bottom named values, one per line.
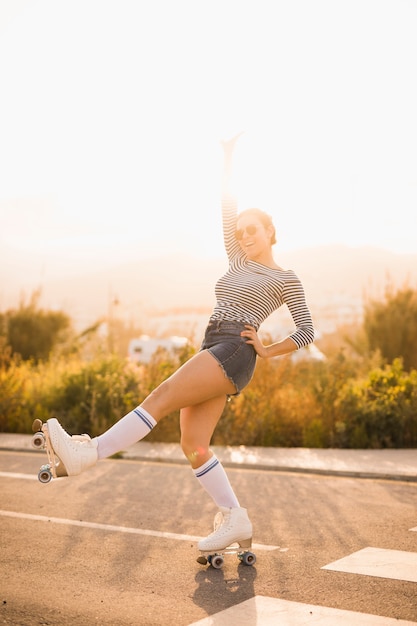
left=193, top=455, right=219, bottom=478
left=133, top=406, right=157, bottom=431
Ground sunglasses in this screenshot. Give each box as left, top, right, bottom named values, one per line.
left=235, top=224, right=258, bottom=241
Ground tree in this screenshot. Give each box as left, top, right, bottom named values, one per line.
left=363, top=286, right=417, bottom=371
left=4, top=292, right=71, bottom=362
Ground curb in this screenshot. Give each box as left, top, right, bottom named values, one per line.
left=1, top=437, right=416, bottom=483
left=118, top=453, right=417, bottom=482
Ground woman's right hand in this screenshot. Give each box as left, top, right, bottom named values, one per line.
left=221, top=133, right=243, bottom=188
left=221, top=132, right=244, bottom=156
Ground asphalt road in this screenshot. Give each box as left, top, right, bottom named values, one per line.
left=1, top=450, right=416, bottom=626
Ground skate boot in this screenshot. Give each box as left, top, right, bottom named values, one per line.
left=198, top=506, right=252, bottom=552
left=47, top=418, right=98, bottom=476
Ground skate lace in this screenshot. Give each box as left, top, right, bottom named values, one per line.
left=206, top=511, right=232, bottom=539
left=71, top=434, right=92, bottom=445
left=213, top=511, right=224, bottom=531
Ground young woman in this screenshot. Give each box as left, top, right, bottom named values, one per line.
left=47, top=135, right=315, bottom=553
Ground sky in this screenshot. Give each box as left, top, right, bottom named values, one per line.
left=1, top=0, right=417, bottom=296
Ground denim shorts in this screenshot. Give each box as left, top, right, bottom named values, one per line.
left=200, top=319, right=257, bottom=394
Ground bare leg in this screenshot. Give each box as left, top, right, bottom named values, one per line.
left=181, top=397, right=240, bottom=508
left=140, top=350, right=236, bottom=420
left=180, top=395, right=227, bottom=468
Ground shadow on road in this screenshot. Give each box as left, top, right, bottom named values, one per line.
left=193, top=561, right=257, bottom=622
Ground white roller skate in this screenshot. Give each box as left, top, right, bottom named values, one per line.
left=197, top=506, right=256, bottom=569
left=46, top=418, right=98, bottom=476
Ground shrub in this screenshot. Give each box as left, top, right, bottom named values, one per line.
left=1, top=336, right=417, bottom=449
left=0, top=345, right=26, bottom=433
left=335, top=358, right=417, bottom=448
left=46, top=355, right=143, bottom=435
left=215, top=357, right=331, bottom=448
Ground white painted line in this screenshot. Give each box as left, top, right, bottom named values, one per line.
left=322, top=547, right=417, bottom=583
left=0, top=471, right=37, bottom=480
left=0, top=510, right=279, bottom=551
left=188, top=596, right=417, bottom=626
left=410, top=526, right=417, bottom=532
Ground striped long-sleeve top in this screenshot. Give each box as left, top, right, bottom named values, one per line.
left=209, top=196, right=315, bottom=349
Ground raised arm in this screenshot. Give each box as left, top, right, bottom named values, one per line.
left=221, top=133, right=243, bottom=199
left=221, top=133, right=243, bottom=261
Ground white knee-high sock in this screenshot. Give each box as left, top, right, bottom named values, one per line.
left=193, top=455, right=240, bottom=508
left=95, top=406, right=157, bottom=460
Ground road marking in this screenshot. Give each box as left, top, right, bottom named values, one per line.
left=0, top=471, right=37, bottom=480
left=0, top=509, right=279, bottom=551
left=322, top=546, right=417, bottom=583
left=188, top=596, right=417, bottom=625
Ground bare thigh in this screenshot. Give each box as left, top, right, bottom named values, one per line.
left=180, top=395, right=227, bottom=468
left=140, top=349, right=236, bottom=421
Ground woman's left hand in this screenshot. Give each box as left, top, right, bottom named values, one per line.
left=241, top=325, right=269, bottom=358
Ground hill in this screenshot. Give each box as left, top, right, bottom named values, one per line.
left=2, top=245, right=417, bottom=335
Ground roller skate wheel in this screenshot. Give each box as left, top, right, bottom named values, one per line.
left=210, top=555, right=224, bottom=569
left=31, top=432, right=46, bottom=449
left=38, top=468, right=53, bottom=483
left=240, top=551, right=256, bottom=566
left=32, top=419, right=43, bottom=433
